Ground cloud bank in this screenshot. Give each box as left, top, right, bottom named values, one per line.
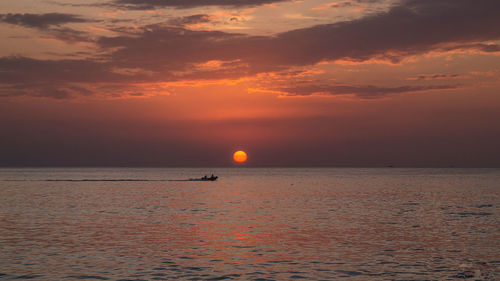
left=0, top=13, right=89, bottom=29
left=97, top=0, right=500, bottom=71
left=1, top=0, right=499, bottom=99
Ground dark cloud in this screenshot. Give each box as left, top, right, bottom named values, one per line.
left=112, top=0, right=289, bottom=10
left=315, top=1, right=354, bottom=9
left=271, top=0, right=500, bottom=65
left=45, top=27, right=94, bottom=43
left=408, top=74, right=461, bottom=81
left=277, top=84, right=457, bottom=98
left=167, top=14, right=213, bottom=26
left=0, top=13, right=89, bottom=29
left=0, top=82, right=95, bottom=99
left=0, top=56, right=125, bottom=99
left=95, top=0, right=500, bottom=72
left=96, top=25, right=256, bottom=73
left=0, top=56, right=118, bottom=84
left=1, top=0, right=499, bottom=99
left=438, top=43, right=500, bottom=53
left=0, top=13, right=94, bottom=45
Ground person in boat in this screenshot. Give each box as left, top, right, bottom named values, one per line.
left=202, top=175, right=207, bottom=179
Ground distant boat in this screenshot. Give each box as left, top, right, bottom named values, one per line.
left=190, top=175, right=218, bottom=181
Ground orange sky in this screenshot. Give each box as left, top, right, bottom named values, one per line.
left=1, top=0, right=499, bottom=166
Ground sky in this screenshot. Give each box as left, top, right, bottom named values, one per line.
left=1, top=0, right=499, bottom=167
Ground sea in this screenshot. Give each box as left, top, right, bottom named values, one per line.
left=0, top=168, right=499, bottom=280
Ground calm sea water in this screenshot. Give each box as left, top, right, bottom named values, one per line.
left=0, top=168, right=499, bottom=280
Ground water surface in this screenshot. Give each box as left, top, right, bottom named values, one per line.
left=0, top=168, right=499, bottom=280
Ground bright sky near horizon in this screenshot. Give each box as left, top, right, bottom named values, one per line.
left=1, top=0, right=499, bottom=166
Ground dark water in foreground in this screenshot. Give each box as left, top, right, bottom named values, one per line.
left=0, top=168, right=499, bottom=280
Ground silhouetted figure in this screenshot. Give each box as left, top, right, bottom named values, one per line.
left=194, top=174, right=218, bottom=181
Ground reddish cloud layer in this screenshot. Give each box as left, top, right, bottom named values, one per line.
left=1, top=0, right=499, bottom=99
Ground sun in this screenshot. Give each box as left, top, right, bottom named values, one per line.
left=233, top=150, right=247, bottom=163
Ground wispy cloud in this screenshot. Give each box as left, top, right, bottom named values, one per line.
left=111, top=0, right=290, bottom=10
left=0, top=13, right=90, bottom=29
left=406, top=73, right=461, bottom=81
left=167, top=14, right=214, bottom=26
left=275, top=83, right=457, bottom=98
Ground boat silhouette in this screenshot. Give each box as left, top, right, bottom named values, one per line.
left=190, top=175, right=218, bottom=181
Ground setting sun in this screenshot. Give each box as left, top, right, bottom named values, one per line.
left=233, top=150, right=248, bottom=163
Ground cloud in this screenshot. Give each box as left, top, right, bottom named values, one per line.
left=437, top=43, right=500, bottom=54
left=167, top=14, right=213, bottom=26
left=0, top=13, right=90, bottom=29
left=1, top=0, right=499, bottom=99
left=312, top=1, right=355, bottom=11
left=95, top=0, right=500, bottom=73
left=111, top=0, right=289, bottom=10
left=0, top=56, right=173, bottom=99
left=0, top=56, right=124, bottom=99
left=272, top=0, right=500, bottom=65
left=407, top=74, right=461, bottom=81
left=96, top=24, right=263, bottom=75
left=0, top=56, right=118, bottom=84
left=276, top=83, right=457, bottom=98
left=0, top=84, right=94, bottom=99
left=0, top=13, right=94, bottom=44
left=43, top=27, right=94, bottom=43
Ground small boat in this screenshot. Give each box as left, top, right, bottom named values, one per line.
left=190, top=175, right=218, bottom=181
